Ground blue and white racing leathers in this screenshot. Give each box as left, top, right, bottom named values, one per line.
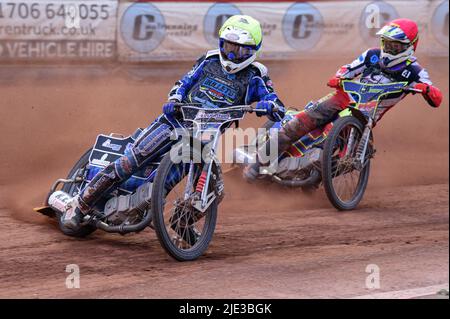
left=77, top=50, right=285, bottom=213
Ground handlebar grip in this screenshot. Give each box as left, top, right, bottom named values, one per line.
left=403, top=88, right=423, bottom=94
left=168, top=102, right=184, bottom=118
left=253, top=108, right=267, bottom=115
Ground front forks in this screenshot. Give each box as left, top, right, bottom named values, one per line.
left=183, top=157, right=220, bottom=214
left=192, top=161, right=217, bottom=213
left=183, top=161, right=195, bottom=201
left=355, top=119, right=374, bottom=170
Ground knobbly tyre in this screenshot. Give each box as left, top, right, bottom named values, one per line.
left=35, top=103, right=271, bottom=261
left=234, top=80, right=423, bottom=210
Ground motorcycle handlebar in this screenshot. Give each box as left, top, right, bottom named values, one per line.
left=340, top=80, right=424, bottom=95
left=403, top=87, right=423, bottom=94
left=171, top=103, right=278, bottom=115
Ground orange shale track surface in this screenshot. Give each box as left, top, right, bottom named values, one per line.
left=0, top=57, right=448, bottom=298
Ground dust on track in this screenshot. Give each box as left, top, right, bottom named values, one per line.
left=0, top=56, right=448, bottom=298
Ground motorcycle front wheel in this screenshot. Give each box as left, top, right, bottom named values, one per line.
left=321, top=116, right=371, bottom=211
left=151, top=148, right=219, bottom=261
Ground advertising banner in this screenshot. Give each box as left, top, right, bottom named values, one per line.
left=117, top=0, right=449, bottom=62
left=0, top=1, right=447, bottom=62
left=0, top=0, right=118, bottom=60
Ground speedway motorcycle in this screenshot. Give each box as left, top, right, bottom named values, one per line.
left=35, top=104, right=271, bottom=261
left=234, top=80, right=421, bottom=210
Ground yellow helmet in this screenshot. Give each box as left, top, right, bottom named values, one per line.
left=218, top=15, right=263, bottom=73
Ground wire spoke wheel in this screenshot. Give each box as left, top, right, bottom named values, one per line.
left=322, top=116, right=371, bottom=210
left=152, top=148, right=218, bottom=261
left=331, top=125, right=361, bottom=202
left=164, top=164, right=206, bottom=250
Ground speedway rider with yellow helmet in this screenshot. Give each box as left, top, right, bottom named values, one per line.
left=244, top=18, right=443, bottom=181
left=62, top=15, right=285, bottom=230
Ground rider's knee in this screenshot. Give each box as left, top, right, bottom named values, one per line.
left=133, top=123, right=173, bottom=163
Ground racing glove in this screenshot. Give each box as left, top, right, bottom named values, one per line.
left=162, top=101, right=177, bottom=116
left=327, top=76, right=342, bottom=89
left=414, top=83, right=443, bottom=108
left=256, top=100, right=283, bottom=122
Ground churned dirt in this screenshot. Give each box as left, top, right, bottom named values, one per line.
left=0, top=55, right=448, bottom=298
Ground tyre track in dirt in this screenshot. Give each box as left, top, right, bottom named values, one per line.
left=0, top=183, right=447, bottom=298
left=0, top=57, right=448, bottom=298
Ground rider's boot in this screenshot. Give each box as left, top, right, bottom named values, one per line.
left=243, top=115, right=314, bottom=182
left=62, top=207, right=83, bottom=230
left=61, top=196, right=88, bottom=230
left=61, top=158, right=128, bottom=230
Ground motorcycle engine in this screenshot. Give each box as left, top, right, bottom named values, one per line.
left=276, top=148, right=322, bottom=180
left=103, top=182, right=153, bottom=225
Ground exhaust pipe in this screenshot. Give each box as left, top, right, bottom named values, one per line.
left=271, top=169, right=321, bottom=188
left=95, top=214, right=152, bottom=234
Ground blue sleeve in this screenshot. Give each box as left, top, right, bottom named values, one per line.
left=246, top=74, right=286, bottom=122
left=168, top=55, right=207, bottom=102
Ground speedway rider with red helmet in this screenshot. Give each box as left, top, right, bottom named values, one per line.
left=244, top=18, right=443, bottom=181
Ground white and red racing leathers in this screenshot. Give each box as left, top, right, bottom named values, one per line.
left=276, top=47, right=443, bottom=153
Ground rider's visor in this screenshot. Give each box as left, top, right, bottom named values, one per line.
left=381, top=38, right=410, bottom=55
left=219, top=39, right=256, bottom=64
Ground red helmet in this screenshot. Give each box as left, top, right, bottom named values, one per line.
left=376, top=19, right=419, bottom=68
